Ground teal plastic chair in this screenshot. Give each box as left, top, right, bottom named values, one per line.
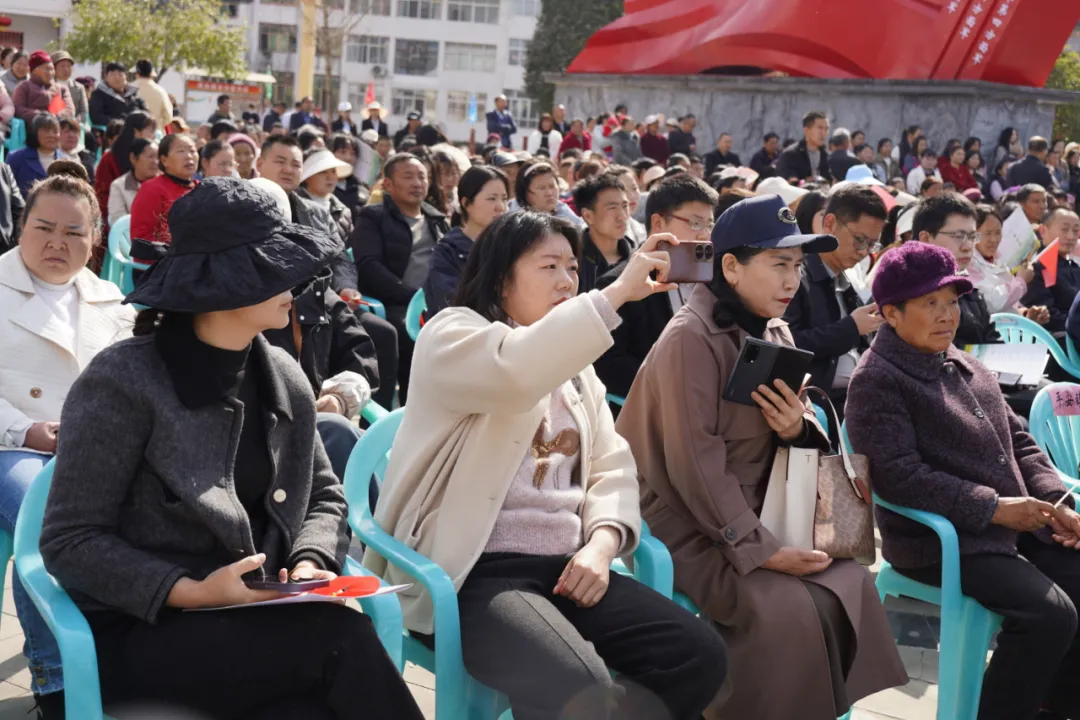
left=405, top=289, right=426, bottom=341
left=991, top=312, right=1080, bottom=379
left=840, top=422, right=1001, bottom=720
left=359, top=296, right=386, bottom=320
left=1029, top=382, right=1080, bottom=493
left=345, top=408, right=676, bottom=720
left=4, top=117, right=26, bottom=153
left=15, top=461, right=408, bottom=718
left=100, top=215, right=149, bottom=296
left=605, top=394, right=625, bottom=408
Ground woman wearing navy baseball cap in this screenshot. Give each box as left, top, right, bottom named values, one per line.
left=617, top=194, right=906, bottom=718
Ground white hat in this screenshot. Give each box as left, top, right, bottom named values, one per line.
left=644, top=114, right=659, bottom=125
left=360, top=128, right=379, bottom=145
left=893, top=191, right=918, bottom=206
left=642, top=164, right=667, bottom=189
left=337, top=101, right=353, bottom=113
left=756, top=176, right=808, bottom=206
left=248, top=178, right=292, bottom=222
left=360, top=101, right=388, bottom=120
left=896, top=204, right=918, bottom=237
left=300, top=149, right=353, bottom=184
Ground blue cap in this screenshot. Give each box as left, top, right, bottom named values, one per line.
left=710, top=194, right=838, bottom=255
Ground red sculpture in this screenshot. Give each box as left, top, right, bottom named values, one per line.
left=567, top=0, right=1080, bottom=88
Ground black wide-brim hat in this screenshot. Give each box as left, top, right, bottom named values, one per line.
left=125, top=177, right=343, bottom=313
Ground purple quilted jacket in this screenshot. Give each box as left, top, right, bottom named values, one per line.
left=846, top=325, right=1071, bottom=569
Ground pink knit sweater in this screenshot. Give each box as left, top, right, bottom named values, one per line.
left=484, top=290, right=625, bottom=555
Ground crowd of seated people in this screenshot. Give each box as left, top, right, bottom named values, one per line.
left=6, top=64, right=1080, bottom=718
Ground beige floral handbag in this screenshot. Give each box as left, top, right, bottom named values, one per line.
left=760, top=388, right=876, bottom=565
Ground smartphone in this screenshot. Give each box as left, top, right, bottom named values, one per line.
left=244, top=578, right=331, bottom=593
left=722, top=338, right=814, bottom=407
left=657, top=240, right=714, bottom=284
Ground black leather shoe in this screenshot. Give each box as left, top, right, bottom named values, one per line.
left=33, top=690, right=64, bottom=720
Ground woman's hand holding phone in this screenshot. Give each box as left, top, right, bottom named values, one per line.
left=751, top=379, right=807, bottom=441
left=601, top=233, right=679, bottom=310
left=167, top=553, right=283, bottom=609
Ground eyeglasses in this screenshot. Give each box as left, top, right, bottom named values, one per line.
left=937, top=230, right=981, bottom=245
left=668, top=214, right=715, bottom=233
left=835, top=218, right=881, bottom=252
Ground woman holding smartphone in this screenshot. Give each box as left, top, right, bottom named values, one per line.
left=617, top=194, right=906, bottom=719
left=39, top=178, right=423, bottom=720
left=365, top=211, right=728, bottom=720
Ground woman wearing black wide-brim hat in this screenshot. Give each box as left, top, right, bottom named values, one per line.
left=38, top=177, right=424, bottom=719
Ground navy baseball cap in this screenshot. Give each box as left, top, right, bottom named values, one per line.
left=711, top=194, right=837, bottom=255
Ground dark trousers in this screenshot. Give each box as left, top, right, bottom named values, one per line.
left=897, top=534, right=1080, bottom=720
left=385, top=304, right=415, bottom=404
left=426, top=553, right=727, bottom=720
left=87, top=602, right=424, bottom=720
left=356, top=310, right=399, bottom=410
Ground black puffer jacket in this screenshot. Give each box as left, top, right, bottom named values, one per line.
left=262, top=269, right=380, bottom=398
left=89, top=84, right=147, bottom=127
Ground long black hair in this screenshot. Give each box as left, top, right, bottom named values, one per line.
left=453, top=211, right=581, bottom=324
left=113, top=111, right=156, bottom=174
left=709, top=245, right=769, bottom=335
left=794, top=190, right=828, bottom=234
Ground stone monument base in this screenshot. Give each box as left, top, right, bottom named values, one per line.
left=548, top=73, right=1077, bottom=164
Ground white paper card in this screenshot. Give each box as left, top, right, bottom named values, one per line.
left=968, top=343, right=1048, bottom=387
left=185, top=583, right=412, bottom=612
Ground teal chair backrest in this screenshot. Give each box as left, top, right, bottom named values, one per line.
left=102, top=214, right=132, bottom=289
left=1030, top=382, right=1080, bottom=490
left=991, top=312, right=1080, bottom=379
left=13, top=461, right=107, bottom=719
left=4, top=118, right=26, bottom=152
left=405, top=289, right=426, bottom=341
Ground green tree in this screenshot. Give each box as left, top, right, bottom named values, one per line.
left=60, top=0, right=248, bottom=81
left=1046, top=50, right=1080, bottom=141
left=525, top=0, right=622, bottom=111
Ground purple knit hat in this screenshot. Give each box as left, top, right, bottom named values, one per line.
left=871, top=242, right=973, bottom=308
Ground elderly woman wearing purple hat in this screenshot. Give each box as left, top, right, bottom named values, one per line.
left=847, top=241, right=1080, bottom=720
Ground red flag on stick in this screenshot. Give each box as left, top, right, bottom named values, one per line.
left=47, top=93, right=66, bottom=116
left=1036, top=238, right=1060, bottom=288
left=364, top=82, right=375, bottom=106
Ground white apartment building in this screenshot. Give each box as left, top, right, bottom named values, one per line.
left=240, top=0, right=543, bottom=142
left=1, top=0, right=542, bottom=144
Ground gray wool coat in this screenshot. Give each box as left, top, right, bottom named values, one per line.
left=40, top=334, right=349, bottom=623
left=846, top=325, right=1072, bottom=570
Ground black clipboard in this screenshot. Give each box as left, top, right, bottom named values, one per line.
left=722, top=338, right=815, bottom=407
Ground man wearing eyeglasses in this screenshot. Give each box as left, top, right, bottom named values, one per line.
left=785, top=185, right=888, bottom=416
left=913, top=194, right=1002, bottom=349
left=594, top=175, right=719, bottom=401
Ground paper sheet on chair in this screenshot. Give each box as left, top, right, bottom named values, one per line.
left=967, top=344, right=1048, bottom=387
left=185, top=583, right=412, bottom=612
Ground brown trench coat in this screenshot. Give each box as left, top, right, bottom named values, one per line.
left=616, top=285, right=906, bottom=719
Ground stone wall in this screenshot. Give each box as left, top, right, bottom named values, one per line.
left=549, top=74, right=1076, bottom=163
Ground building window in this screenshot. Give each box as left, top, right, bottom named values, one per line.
left=349, top=83, right=386, bottom=109
left=347, top=35, right=390, bottom=64
left=508, top=38, right=529, bottom=67
left=261, top=0, right=294, bottom=5
left=313, top=75, right=341, bottom=112
left=447, top=0, right=498, bottom=23
left=443, top=42, right=496, bottom=73
left=353, top=0, right=392, bottom=13
left=394, top=39, right=440, bottom=76
left=397, top=0, right=441, bottom=19
left=512, top=0, right=541, bottom=17
left=446, top=90, right=487, bottom=121
left=504, top=89, right=539, bottom=128
left=0, top=32, right=23, bottom=49
left=259, top=24, right=297, bottom=54
left=391, top=88, right=438, bottom=117
left=324, top=0, right=346, bottom=8
left=270, top=71, right=295, bottom=107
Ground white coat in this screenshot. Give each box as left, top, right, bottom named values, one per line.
left=0, top=249, right=134, bottom=448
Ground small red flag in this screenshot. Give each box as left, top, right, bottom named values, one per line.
left=47, top=93, right=66, bottom=116
left=1036, top=238, right=1060, bottom=287
left=364, top=82, right=375, bottom=106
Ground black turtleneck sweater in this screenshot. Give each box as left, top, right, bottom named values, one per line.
left=155, top=314, right=275, bottom=556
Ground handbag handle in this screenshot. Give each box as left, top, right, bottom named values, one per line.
left=803, top=382, right=859, bottom=479
left=799, top=387, right=869, bottom=501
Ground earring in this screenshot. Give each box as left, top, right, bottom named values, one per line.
left=153, top=311, right=164, bottom=328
